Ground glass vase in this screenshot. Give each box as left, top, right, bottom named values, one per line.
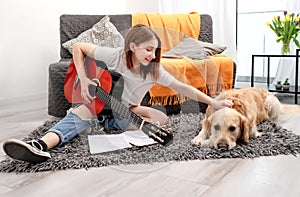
left=281, top=43, right=290, bottom=55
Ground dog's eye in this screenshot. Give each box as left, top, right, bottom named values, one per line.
left=214, top=124, right=221, bottom=130
left=229, top=126, right=236, bottom=132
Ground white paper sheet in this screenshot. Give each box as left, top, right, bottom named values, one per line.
left=88, top=134, right=132, bottom=154
left=88, top=130, right=157, bottom=154
left=123, top=130, right=157, bottom=146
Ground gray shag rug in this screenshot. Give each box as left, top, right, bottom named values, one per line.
left=1, top=113, right=300, bottom=173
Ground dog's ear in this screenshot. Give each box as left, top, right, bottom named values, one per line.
left=239, top=114, right=251, bottom=143
left=205, top=106, right=213, bottom=118
left=202, top=116, right=212, bottom=136
left=231, top=97, right=247, bottom=116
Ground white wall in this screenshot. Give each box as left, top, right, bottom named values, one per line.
left=0, top=0, right=159, bottom=104
left=126, top=0, right=159, bottom=13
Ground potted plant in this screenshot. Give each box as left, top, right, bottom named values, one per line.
left=275, top=81, right=282, bottom=90
left=282, top=78, right=290, bottom=90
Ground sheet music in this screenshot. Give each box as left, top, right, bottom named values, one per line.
left=88, top=130, right=157, bottom=154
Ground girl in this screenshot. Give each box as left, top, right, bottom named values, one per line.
left=3, top=24, right=233, bottom=163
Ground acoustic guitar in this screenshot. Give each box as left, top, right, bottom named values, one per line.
left=64, top=57, right=173, bottom=146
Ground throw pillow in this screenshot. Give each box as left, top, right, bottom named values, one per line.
left=162, top=35, right=227, bottom=60
left=62, top=15, right=124, bottom=54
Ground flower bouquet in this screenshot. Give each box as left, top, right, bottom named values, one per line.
left=266, top=11, right=300, bottom=54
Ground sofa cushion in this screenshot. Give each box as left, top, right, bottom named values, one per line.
left=60, top=14, right=132, bottom=59
left=62, top=15, right=124, bottom=54
left=162, top=35, right=226, bottom=60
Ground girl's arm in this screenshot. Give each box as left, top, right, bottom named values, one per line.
left=72, top=42, right=98, bottom=103
left=168, top=79, right=233, bottom=110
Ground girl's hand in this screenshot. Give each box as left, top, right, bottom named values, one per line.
left=211, top=99, right=233, bottom=110
left=80, top=77, right=98, bottom=103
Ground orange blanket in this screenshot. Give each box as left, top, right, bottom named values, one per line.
left=132, top=12, right=200, bottom=54
left=132, top=13, right=233, bottom=106
left=148, top=56, right=233, bottom=105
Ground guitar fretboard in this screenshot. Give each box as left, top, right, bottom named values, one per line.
left=95, top=86, right=144, bottom=128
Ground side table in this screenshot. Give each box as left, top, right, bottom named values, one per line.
left=251, top=49, right=299, bottom=104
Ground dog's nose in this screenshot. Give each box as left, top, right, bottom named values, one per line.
left=217, top=141, right=229, bottom=150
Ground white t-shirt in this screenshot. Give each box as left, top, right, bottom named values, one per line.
left=94, top=46, right=175, bottom=107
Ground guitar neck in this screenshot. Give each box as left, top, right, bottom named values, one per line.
left=95, top=86, right=144, bottom=128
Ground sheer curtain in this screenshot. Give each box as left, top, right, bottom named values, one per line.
left=273, top=0, right=300, bottom=85
left=158, top=0, right=237, bottom=61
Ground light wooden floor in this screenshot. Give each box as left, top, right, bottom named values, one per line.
left=1, top=87, right=300, bottom=196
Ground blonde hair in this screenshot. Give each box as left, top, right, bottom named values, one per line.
left=124, top=24, right=161, bottom=81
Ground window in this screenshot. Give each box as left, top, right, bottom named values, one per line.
left=237, top=0, right=288, bottom=81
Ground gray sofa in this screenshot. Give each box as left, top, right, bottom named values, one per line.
left=48, top=14, right=236, bottom=118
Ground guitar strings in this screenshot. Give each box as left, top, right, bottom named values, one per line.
left=95, top=87, right=143, bottom=126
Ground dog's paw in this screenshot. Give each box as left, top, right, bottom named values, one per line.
left=255, top=131, right=262, bottom=138
left=201, top=139, right=214, bottom=148
left=191, top=137, right=202, bottom=146
left=251, top=130, right=263, bottom=139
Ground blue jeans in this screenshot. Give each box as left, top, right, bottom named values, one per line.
left=48, top=107, right=130, bottom=146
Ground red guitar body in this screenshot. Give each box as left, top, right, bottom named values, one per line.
left=64, top=57, right=112, bottom=115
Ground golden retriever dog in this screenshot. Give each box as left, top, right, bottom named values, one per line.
left=191, top=87, right=282, bottom=150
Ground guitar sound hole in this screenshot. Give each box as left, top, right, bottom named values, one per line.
left=88, top=85, right=97, bottom=97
